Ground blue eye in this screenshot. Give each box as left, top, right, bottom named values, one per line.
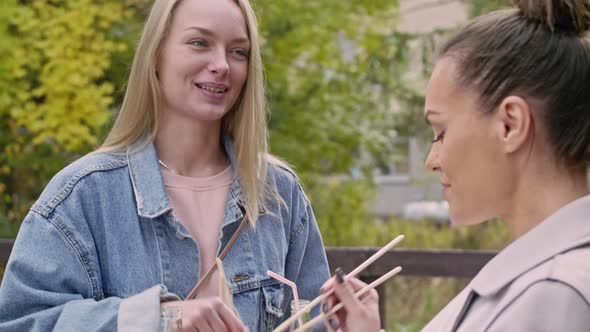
left=191, top=40, right=207, bottom=47
left=432, top=131, right=445, bottom=144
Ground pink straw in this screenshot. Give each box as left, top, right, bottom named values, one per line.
left=267, top=270, right=305, bottom=329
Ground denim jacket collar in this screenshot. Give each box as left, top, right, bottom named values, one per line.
left=126, top=136, right=245, bottom=223
left=222, top=136, right=247, bottom=227
left=126, top=141, right=172, bottom=219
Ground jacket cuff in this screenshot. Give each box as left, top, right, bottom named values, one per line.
left=117, top=285, right=181, bottom=331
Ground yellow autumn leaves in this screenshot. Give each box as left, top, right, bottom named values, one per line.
left=3, top=0, right=130, bottom=151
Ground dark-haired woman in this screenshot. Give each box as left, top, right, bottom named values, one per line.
left=321, top=0, right=590, bottom=331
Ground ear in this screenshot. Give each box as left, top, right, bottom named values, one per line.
left=495, top=96, right=532, bottom=153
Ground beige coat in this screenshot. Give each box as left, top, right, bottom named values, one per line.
left=422, top=196, right=590, bottom=332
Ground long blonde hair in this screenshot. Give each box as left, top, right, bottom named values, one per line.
left=99, top=0, right=277, bottom=225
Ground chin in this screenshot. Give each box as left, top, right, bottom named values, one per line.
left=449, top=209, right=491, bottom=226
left=190, top=108, right=230, bottom=122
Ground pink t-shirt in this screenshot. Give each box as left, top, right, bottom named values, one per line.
left=162, top=166, right=232, bottom=298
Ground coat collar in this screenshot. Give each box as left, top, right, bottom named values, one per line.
left=471, top=195, right=590, bottom=296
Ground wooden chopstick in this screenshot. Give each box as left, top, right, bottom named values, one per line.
left=293, top=266, right=403, bottom=332
left=346, top=235, right=404, bottom=279
left=272, top=234, right=405, bottom=332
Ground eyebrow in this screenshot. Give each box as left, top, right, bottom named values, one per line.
left=424, top=109, right=440, bottom=125
left=184, top=26, right=250, bottom=44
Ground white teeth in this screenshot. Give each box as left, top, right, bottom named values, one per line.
left=197, top=84, right=225, bottom=94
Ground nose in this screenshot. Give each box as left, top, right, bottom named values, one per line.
left=207, top=49, right=229, bottom=76
left=424, top=144, right=440, bottom=172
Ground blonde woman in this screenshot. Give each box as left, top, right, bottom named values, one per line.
left=0, top=0, right=329, bottom=331
left=321, top=0, right=590, bottom=331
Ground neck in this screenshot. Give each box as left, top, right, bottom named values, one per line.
left=502, top=164, right=589, bottom=239
left=155, top=115, right=228, bottom=177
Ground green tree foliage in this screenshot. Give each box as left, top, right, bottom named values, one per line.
left=258, top=0, right=415, bottom=177
left=1, top=0, right=420, bottom=238
left=0, top=0, right=18, bottom=232
left=0, top=0, right=131, bottom=234
left=252, top=0, right=429, bottom=241
left=468, top=0, right=512, bottom=17
left=0, top=0, right=512, bottom=243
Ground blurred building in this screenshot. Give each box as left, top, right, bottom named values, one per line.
left=399, top=0, right=468, bottom=34
left=371, top=0, right=468, bottom=220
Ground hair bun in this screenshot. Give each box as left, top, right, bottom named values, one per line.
left=513, top=0, right=590, bottom=34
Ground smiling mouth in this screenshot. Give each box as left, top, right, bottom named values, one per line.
left=195, top=83, right=228, bottom=94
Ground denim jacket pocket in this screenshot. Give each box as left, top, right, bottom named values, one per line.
left=261, top=282, right=284, bottom=328
left=231, top=278, right=284, bottom=331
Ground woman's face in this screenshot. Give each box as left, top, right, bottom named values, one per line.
left=157, top=0, right=250, bottom=123
left=424, top=58, right=514, bottom=225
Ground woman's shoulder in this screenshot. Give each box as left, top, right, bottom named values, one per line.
left=549, top=245, right=590, bottom=304
left=475, top=247, right=590, bottom=330
left=265, top=155, right=303, bottom=189
left=512, top=245, right=590, bottom=304
left=33, top=151, right=129, bottom=216
left=264, top=154, right=311, bottom=205
left=490, top=279, right=590, bottom=330
left=51, top=151, right=128, bottom=188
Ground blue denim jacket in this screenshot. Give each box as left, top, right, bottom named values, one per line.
left=0, top=139, right=330, bottom=331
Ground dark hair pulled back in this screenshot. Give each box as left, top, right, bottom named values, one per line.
left=441, top=0, right=590, bottom=167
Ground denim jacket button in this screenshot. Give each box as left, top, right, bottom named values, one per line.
left=175, top=232, right=186, bottom=240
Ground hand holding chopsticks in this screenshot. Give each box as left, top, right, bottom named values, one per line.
left=273, top=234, right=405, bottom=332
left=293, top=266, right=402, bottom=332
